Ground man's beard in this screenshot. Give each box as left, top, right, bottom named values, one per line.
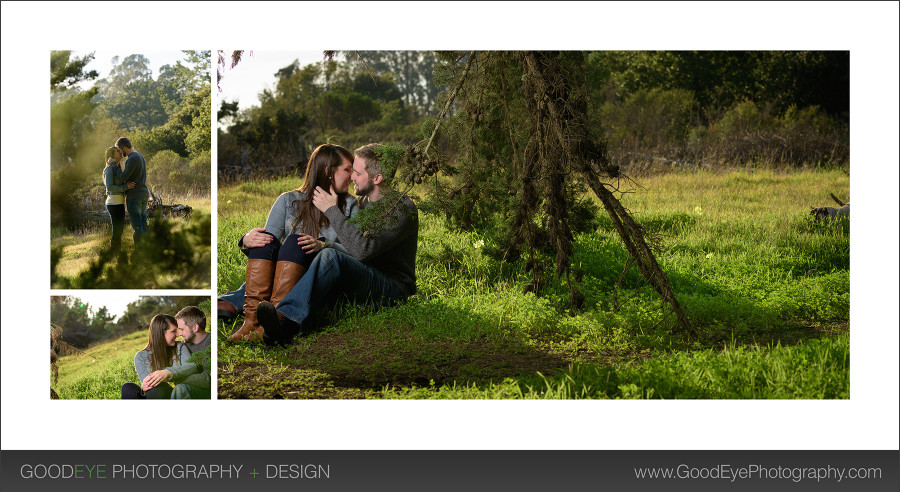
left=354, top=179, right=373, bottom=197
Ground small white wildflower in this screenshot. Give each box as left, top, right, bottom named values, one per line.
left=694, top=205, right=703, bottom=215
left=474, top=239, right=485, bottom=249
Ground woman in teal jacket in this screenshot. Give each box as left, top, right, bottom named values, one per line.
left=102, top=146, right=133, bottom=255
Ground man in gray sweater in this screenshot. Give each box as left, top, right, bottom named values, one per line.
left=144, top=306, right=212, bottom=399
left=116, top=137, right=150, bottom=243
left=257, top=143, right=418, bottom=344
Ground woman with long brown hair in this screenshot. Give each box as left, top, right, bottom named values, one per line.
left=120, top=314, right=180, bottom=399
left=103, top=146, right=134, bottom=255
left=217, top=144, right=359, bottom=342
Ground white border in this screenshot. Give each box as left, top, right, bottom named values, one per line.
left=2, top=1, right=898, bottom=451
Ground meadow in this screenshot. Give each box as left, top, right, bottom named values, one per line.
left=50, top=192, right=212, bottom=289
left=217, top=168, right=849, bottom=399
left=52, top=330, right=145, bottom=399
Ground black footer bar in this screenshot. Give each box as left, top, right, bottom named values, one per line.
left=2, top=450, right=898, bottom=491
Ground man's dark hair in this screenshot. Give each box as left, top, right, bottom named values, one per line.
left=175, top=306, right=206, bottom=332
left=115, top=137, right=133, bottom=150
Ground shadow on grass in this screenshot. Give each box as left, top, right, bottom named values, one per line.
left=217, top=303, right=571, bottom=399
left=568, top=228, right=848, bottom=349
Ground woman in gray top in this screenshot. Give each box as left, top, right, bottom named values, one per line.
left=219, top=144, right=359, bottom=342
left=102, top=146, right=134, bottom=255
left=121, top=314, right=183, bottom=399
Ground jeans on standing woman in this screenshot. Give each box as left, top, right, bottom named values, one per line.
left=107, top=204, right=126, bottom=254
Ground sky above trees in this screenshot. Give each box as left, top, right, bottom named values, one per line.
left=217, top=50, right=330, bottom=111
left=69, top=50, right=185, bottom=92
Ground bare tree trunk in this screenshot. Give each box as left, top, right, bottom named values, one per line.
left=520, top=51, right=694, bottom=336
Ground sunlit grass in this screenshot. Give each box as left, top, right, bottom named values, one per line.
left=380, top=332, right=850, bottom=399
left=51, top=190, right=212, bottom=288
left=53, top=330, right=146, bottom=399
left=51, top=227, right=131, bottom=280
left=217, top=169, right=850, bottom=399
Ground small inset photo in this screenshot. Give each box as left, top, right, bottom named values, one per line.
left=50, top=294, right=212, bottom=400
left=50, top=50, right=212, bottom=289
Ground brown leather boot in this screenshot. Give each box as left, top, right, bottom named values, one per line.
left=227, top=259, right=275, bottom=342
left=270, top=261, right=307, bottom=306
left=248, top=261, right=305, bottom=340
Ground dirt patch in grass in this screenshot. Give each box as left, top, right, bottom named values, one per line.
left=218, top=324, right=572, bottom=399
left=707, top=320, right=849, bottom=347
left=295, top=329, right=571, bottom=390
left=218, top=363, right=369, bottom=399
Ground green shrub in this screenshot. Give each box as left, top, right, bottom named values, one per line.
left=601, top=88, right=697, bottom=148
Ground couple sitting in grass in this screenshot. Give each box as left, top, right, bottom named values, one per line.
left=218, top=143, right=419, bottom=345
left=121, top=306, right=211, bottom=399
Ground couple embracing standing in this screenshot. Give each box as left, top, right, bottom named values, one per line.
left=102, top=137, right=149, bottom=256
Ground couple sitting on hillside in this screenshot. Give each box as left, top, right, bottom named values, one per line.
left=217, top=143, right=419, bottom=345
left=121, top=306, right=211, bottom=399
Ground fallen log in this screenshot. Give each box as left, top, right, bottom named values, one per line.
left=52, top=186, right=192, bottom=228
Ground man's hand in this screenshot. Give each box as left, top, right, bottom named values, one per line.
left=312, top=185, right=339, bottom=213
left=141, top=369, right=172, bottom=391
left=127, top=181, right=136, bottom=189
left=242, top=228, right=273, bottom=248
left=296, top=233, right=323, bottom=254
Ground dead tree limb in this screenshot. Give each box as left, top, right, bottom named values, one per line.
left=520, top=51, right=694, bottom=336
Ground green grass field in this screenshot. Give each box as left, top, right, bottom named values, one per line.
left=217, top=169, right=850, bottom=399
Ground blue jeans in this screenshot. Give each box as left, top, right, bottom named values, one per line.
left=126, top=197, right=149, bottom=243
left=171, top=383, right=208, bottom=399
left=276, top=248, right=407, bottom=328
left=219, top=284, right=247, bottom=313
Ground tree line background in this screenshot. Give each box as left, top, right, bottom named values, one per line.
left=51, top=50, right=212, bottom=220
left=50, top=295, right=209, bottom=349
left=217, top=50, right=848, bottom=180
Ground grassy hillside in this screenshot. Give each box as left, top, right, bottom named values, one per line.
left=217, top=169, right=849, bottom=399
left=53, top=330, right=145, bottom=400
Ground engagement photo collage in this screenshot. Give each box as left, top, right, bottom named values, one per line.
left=2, top=3, right=898, bottom=490
left=48, top=48, right=858, bottom=403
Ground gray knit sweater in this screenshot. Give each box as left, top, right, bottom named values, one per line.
left=122, top=150, right=149, bottom=200
left=240, top=191, right=359, bottom=253
left=323, top=194, right=418, bottom=296
left=264, top=190, right=359, bottom=241
left=103, top=163, right=128, bottom=196
left=168, top=333, right=211, bottom=390
left=133, top=334, right=210, bottom=391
